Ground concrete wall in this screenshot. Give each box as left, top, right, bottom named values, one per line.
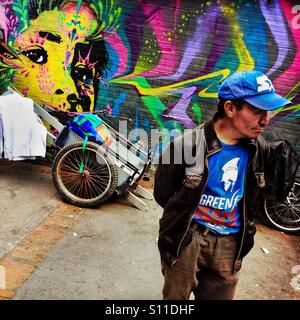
left=0, top=0, right=299, bottom=152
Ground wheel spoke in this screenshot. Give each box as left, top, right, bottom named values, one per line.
left=89, top=176, right=110, bottom=189
left=63, top=156, right=80, bottom=172
left=264, top=182, right=300, bottom=231
left=68, top=151, right=82, bottom=169
left=85, top=179, right=97, bottom=199
left=88, top=164, right=110, bottom=174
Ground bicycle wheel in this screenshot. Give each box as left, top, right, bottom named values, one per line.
left=264, top=182, right=300, bottom=233
left=52, top=141, right=118, bottom=207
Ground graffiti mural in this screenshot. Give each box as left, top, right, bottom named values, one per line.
left=0, top=0, right=110, bottom=115
left=0, top=0, right=299, bottom=145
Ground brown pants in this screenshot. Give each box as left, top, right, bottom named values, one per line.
left=162, top=224, right=240, bottom=300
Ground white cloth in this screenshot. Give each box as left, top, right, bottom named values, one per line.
left=0, top=91, right=47, bottom=160
left=0, top=114, right=3, bottom=156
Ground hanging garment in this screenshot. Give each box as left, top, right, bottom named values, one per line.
left=0, top=90, right=47, bottom=160
left=0, top=114, right=3, bottom=157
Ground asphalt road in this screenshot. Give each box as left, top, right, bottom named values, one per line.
left=0, top=160, right=299, bottom=300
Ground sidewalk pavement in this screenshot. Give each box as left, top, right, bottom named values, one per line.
left=0, top=160, right=299, bottom=300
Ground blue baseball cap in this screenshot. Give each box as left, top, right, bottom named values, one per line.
left=218, top=71, right=291, bottom=111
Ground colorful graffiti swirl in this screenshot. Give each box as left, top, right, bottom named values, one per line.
left=0, top=0, right=299, bottom=140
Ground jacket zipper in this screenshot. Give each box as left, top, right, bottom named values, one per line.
left=174, top=148, right=221, bottom=264
left=234, top=159, right=253, bottom=268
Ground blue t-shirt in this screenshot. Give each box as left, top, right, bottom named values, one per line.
left=193, top=141, right=249, bottom=235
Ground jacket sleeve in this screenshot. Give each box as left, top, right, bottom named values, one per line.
left=257, top=136, right=300, bottom=201
left=153, top=140, right=184, bottom=209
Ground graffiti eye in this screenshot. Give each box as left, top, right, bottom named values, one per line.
left=22, top=46, right=48, bottom=64
left=71, top=64, right=93, bottom=85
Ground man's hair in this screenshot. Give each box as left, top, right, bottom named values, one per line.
left=215, top=98, right=246, bottom=119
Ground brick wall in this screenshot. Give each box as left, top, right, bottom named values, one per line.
left=1, top=0, right=299, bottom=153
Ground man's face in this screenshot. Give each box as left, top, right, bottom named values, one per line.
left=11, top=3, right=100, bottom=112
left=231, top=103, right=270, bottom=139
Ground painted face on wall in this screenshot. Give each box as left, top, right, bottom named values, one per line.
left=11, top=2, right=108, bottom=113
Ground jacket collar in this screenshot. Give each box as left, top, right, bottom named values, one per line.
left=203, top=116, right=257, bottom=157
left=204, top=119, right=222, bottom=155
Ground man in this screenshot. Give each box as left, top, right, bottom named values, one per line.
left=154, top=71, right=300, bottom=300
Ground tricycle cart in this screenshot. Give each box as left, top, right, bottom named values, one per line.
left=9, top=87, right=153, bottom=210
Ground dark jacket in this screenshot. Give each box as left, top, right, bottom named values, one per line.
left=154, top=119, right=300, bottom=273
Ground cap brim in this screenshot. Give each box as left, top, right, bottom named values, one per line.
left=243, top=92, right=292, bottom=111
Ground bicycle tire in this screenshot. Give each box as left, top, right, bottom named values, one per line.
left=52, top=141, right=118, bottom=207
left=263, top=182, right=300, bottom=233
